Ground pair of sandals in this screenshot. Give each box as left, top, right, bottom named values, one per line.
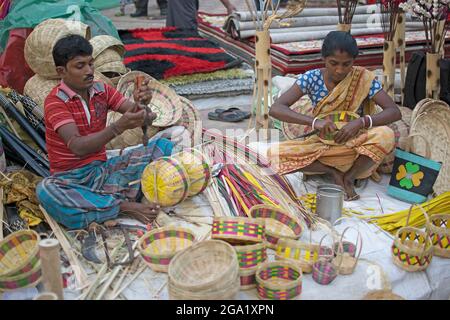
left=208, top=107, right=251, bottom=123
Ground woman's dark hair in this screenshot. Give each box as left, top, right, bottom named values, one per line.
left=322, top=31, right=359, bottom=58
left=52, top=34, right=93, bottom=67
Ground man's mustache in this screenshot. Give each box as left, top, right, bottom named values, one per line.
left=85, top=75, right=94, bottom=80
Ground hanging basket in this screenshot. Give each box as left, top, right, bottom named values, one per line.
left=212, top=216, right=265, bottom=245
left=426, top=212, right=450, bottom=259
left=137, top=226, right=196, bottom=273
left=250, top=204, right=303, bottom=249
left=234, top=242, right=267, bottom=270
left=256, top=261, right=303, bottom=300
left=141, top=157, right=190, bottom=207
left=172, top=149, right=211, bottom=197
left=0, top=230, right=41, bottom=278
left=392, top=205, right=434, bottom=272
left=332, top=226, right=363, bottom=275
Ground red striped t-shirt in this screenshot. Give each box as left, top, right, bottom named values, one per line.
left=44, top=81, right=126, bottom=174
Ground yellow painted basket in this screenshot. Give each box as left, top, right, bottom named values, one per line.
left=250, top=204, right=303, bottom=250
left=137, top=226, right=196, bottom=273
left=212, top=216, right=265, bottom=245
left=172, top=149, right=211, bottom=197
left=141, top=157, right=190, bottom=207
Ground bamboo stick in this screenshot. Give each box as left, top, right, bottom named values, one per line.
left=337, top=23, right=351, bottom=32
left=39, top=238, right=64, bottom=300
left=426, top=52, right=441, bottom=99
left=40, top=205, right=89, bottom=290
left=395, top=12, right=406, bottom=105
left=382, top=40, right=396, bottom=98
left=110, top=264, right=146, bottom=300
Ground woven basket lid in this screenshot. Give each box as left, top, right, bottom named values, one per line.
left=90, top=35, right=125, bottom=59
left=106, top=111, right=160, bottom=150
left=410, top=110, right=450, bottom=195
left=24, top=19, right=91, bottom=79
left=117, top=71, right=182, bottom=127
left=281, top=95, right=314, bottom=140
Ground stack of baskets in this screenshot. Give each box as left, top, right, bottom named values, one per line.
left=0, top=230, right=42, bottom=291
left=23, top=19, right=91, bottom=113
left=89, top=35, right=128, bottom=87
left=141, top=149, right=211, bottom=207
left=212, top=216, right=267, bottom=290
left=168, top=240, right=240, bottom=300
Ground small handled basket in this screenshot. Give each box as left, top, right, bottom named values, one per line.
left=138, top=226, right=196, bottom=273
left=275, top=231, right=332, bottom=273
left=332, top=226, right=363, bottom=275
left=312, top=234, right=339, bottom=285
left=212, top=216, right=265, bottom=245
left=250, top=204, right=303, bottom=249
left=426, top=211, right=450, bottom=259
left=392, top=205, right=434, bottom=272
left=256, top=261, right=303, bottom=300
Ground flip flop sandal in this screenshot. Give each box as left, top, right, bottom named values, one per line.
left=208, top=109, right=244, bottom=122
left=215, top=107, right=251, bottom=119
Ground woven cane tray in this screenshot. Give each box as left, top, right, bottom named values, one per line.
left=117, top=71, right=182, bottom=127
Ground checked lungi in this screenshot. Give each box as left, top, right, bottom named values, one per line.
left=36, top=138, right=173, bottom=229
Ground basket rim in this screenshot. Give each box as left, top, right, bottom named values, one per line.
left=394, top=226, right=434, bottom=257
left=233, top=241, right=266, bottom=252
left=0, top=230, right=41, bottom=278
left=256, top=260, right=302, bottom=291
left=137, top=226, right=196, bottom=259
left=168, top=240, right=238, bottom=291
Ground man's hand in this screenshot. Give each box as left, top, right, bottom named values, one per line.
left=315, top=119, right=338, bottom=136
left=334, top=119, right=364, bottom=144
left=115, top=108, right=147, bottom=132
left=133, top=78, right=153, bottom=106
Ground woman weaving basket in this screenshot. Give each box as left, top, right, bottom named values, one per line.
left=36, top=35, right=173, bottom=229
left=268, top=31, right=402, bottom=201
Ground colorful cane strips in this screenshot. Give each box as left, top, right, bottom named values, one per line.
left=212, top=217, right=265, bottom=244
left=256, top=261, right=302, bottom=300
left=234, top=243, right=267, bottom=269
left=428, top=214, right=450, bottom=258
left=317, top=111, right=360, bottom=141
left=138, top=227, right=196, bottom=273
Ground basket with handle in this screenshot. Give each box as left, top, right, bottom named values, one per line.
left=249, top=204, right=303, bottom=249
left=0, top=230, right=41, bottom=278
left=332, top=226, right=363, bottom=275
left=275, top=231, right=333, bottom=273
left=141, top=157, right=190, bottom=207
left=391, top=204, right=434, bottom=272
left=312, top=234, right=339, bottom=285
left=423, top=206, right=450, bottom=258
left=172, top=148, right=211, bottom=197
left=212, top=216, right=265, bottom=245
left=137, top=226, right=196, bottom=273
left=255, top=260, right=303, bottom=300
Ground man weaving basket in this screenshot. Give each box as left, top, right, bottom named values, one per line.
left=268, top=31, right=402, bottom=201
left=36, top=35, right=173, bottom=230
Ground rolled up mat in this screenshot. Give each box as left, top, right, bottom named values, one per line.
left=0, top=93, right=46, bottom=152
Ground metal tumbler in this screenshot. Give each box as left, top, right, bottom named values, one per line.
left=315, top=184, right=344, bottom=225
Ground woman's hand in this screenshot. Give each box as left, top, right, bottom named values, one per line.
left=334, top=119, right=364, bottom=144
left=315, top=119, right=338, bottom=136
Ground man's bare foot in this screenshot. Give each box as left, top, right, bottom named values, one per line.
left=120, top=201, right=160, bottom=223
left=343, top=174, right=360, bottom=201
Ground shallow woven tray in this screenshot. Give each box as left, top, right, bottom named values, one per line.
left=141, top=157, right=190, bottom=207
left=362, top=290, right=405, bottom=300
left=212, top=216, right=265, bottom=245
left=137, top=226, right=196, bottom=273
left=117, top=71, right=182, bottom=127
left=168, top=240, right=239, bottom=293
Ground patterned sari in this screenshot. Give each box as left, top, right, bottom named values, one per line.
left=268, top=67, right=395, bottom=178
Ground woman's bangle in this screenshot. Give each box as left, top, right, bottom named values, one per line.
left=311, top=117, right=318, bottom=130
left=367, top=115, right=373, bottom=129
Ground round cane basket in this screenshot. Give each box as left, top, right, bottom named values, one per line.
left=172, top=149, right=211, bottom=197
left=311, top=234, right=338, bottom=285
left=239, top=265, right=258, bottom=290
left=211, top=216, right=265, bottom=245
left=234, top=242, right=267, bottom=269
left=177, top=97, right=202, bottom=146
left=0, top=230, right=41, bottom=278
left=94, top=49, right=128, bottom=74
left=256, top=261, right=302, bottom=300
left=24, top=19, right=91, bottom=79
left=282, top=95, right=314, bottom=140
left=392, top=205, right=434, bottom=272
left=141, top=157, right=190, bottom=207
left=117, top=72, right=182, bottom=127
left=250, top=204, right=303, bottom=249
left=0, top=260, right=42, bottom=291
left=137, top=226, right=196, bottom=273
left=275, top=237, right=332, bottom=273
left=317, top=111, right=361, bottom=144
left=105, top=111, right=160, bottom=150
left=90, top=35, right=125, bottom=59
left=426, top=213, right=450, bottom=258
left=168, top=240, right=239, bottom=293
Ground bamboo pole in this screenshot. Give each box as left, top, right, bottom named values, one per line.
left=395, top=12, right=406, bottom=105
left=39, top=238, right=64, bottom=300
left=40, top=205, right=89, bottom=290
left=426, top=53, right=441, bottom=99
left=382, top=40, right=396, bottom=98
